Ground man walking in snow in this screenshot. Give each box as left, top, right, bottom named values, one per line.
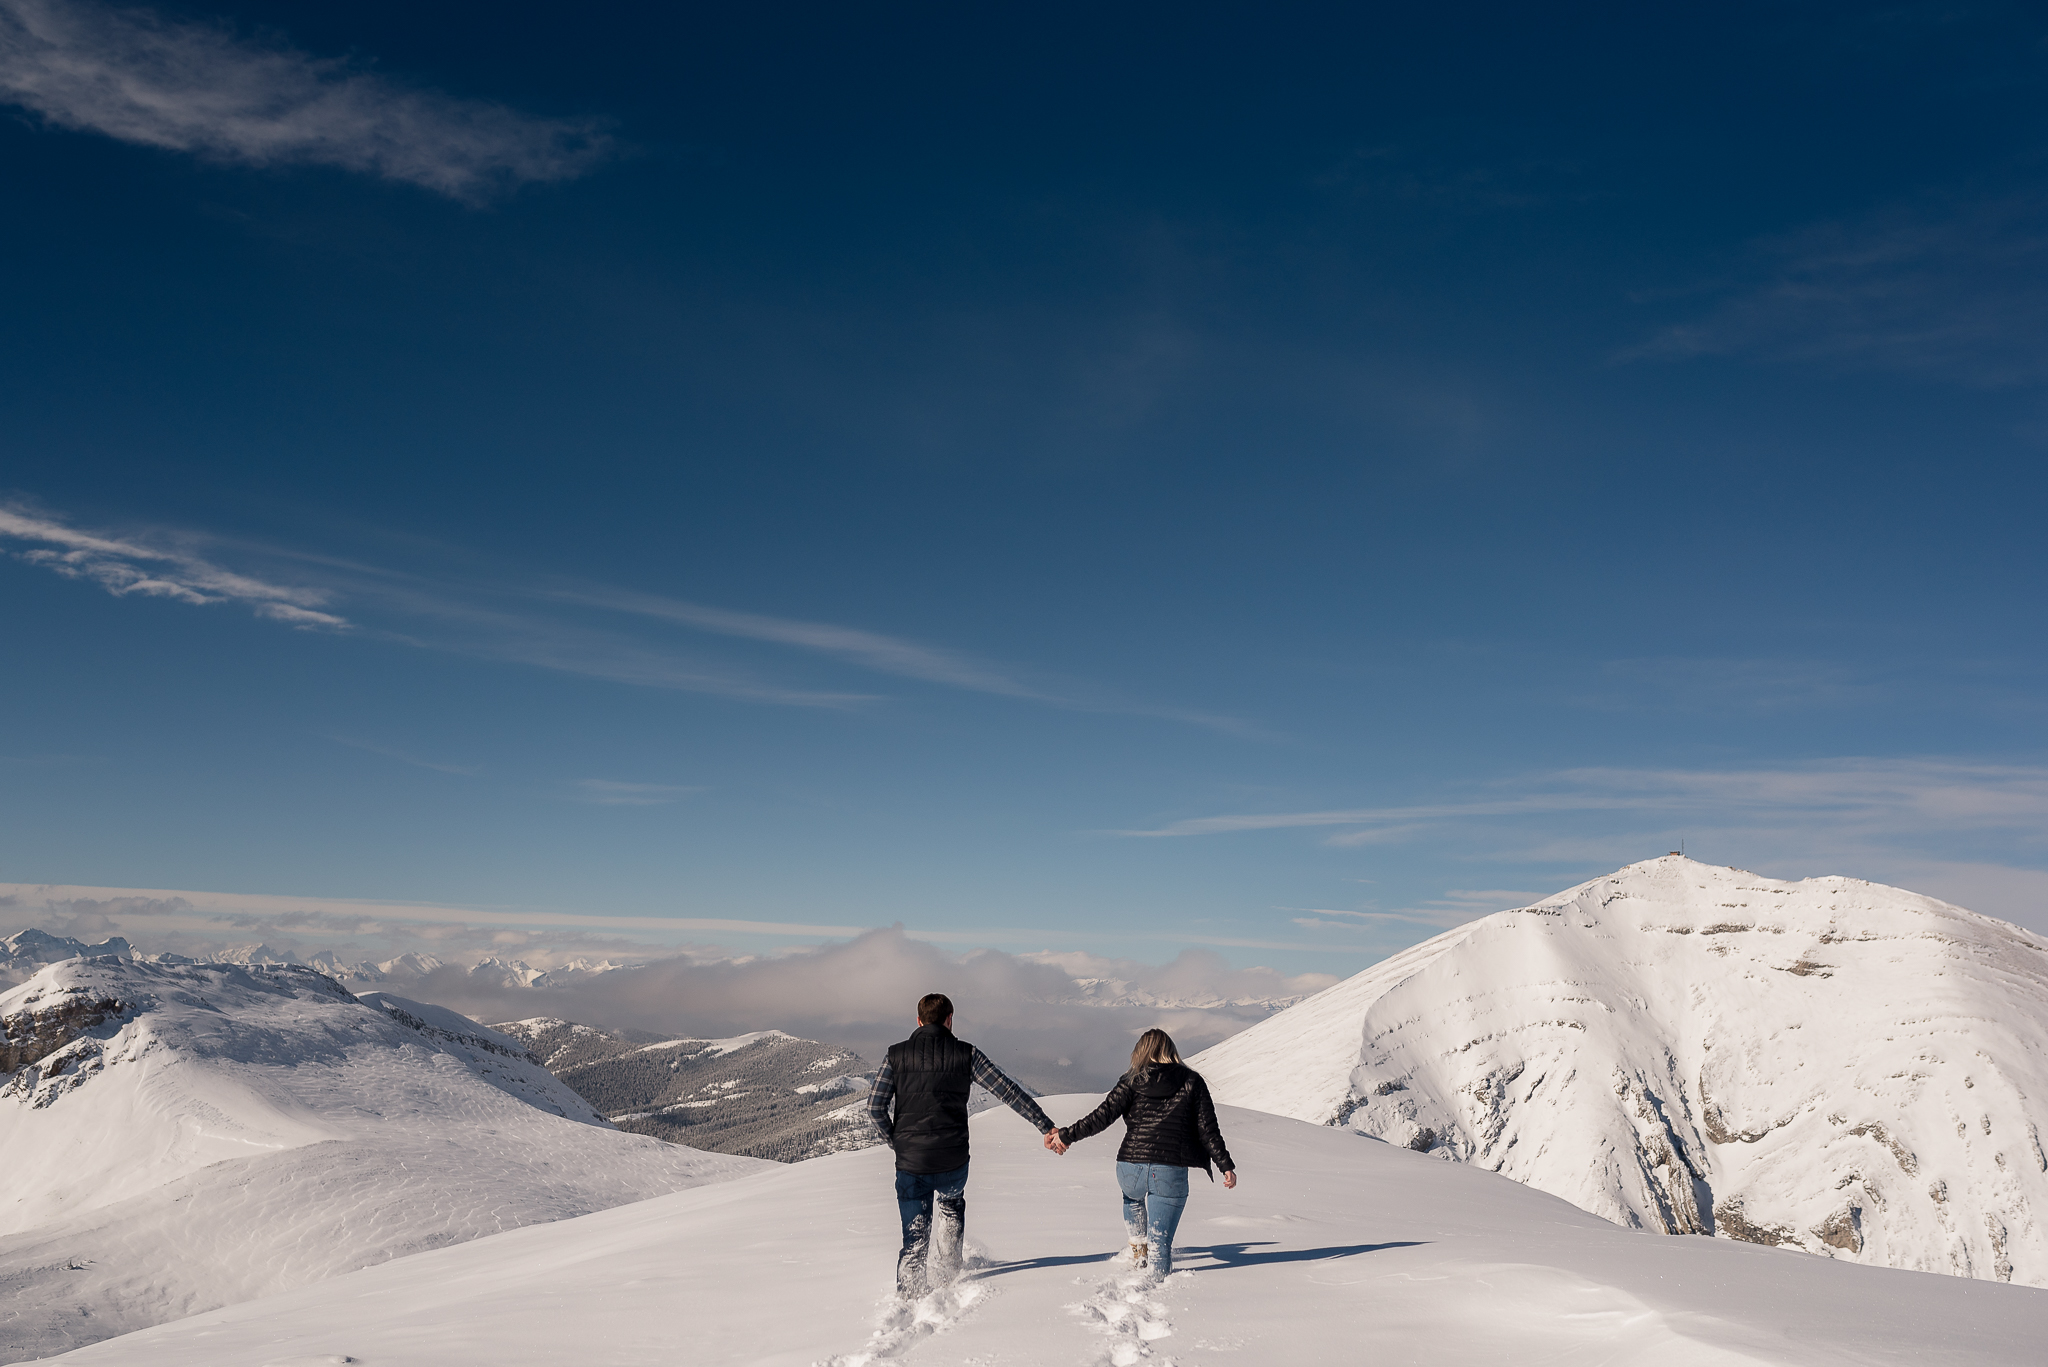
left=868, top=992, right=1058, bottom=1298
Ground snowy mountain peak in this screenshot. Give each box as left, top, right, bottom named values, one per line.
left=0, top=957, right=768, bottom=1359
left=1194, top=857, right=2048, bottom=1287
left=1, top=927, right=135, bottom=967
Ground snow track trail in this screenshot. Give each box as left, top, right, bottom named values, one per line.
left=816, top=1251, right=998, bottom=1366
left=46, top=1099, right=2048, bottom=1366
left=1069, top=1263, right=1179, bottom=1366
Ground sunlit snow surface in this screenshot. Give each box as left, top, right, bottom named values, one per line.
left=1195, top=855, right=2048, bottom=1286
left=0, top=959, right=769, bottom=1359
left=43, top=1099, right=2048, bottom=1366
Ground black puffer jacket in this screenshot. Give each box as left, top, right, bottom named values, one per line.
left=1059, top=1062, right=1234, bottom=1176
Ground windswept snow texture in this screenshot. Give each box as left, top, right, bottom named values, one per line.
left=43, top=1099, right=2048, bottom=1367
left=0, top=959, right=769, bottom=1360
left=1194, top=855, right=2048, bottom=1287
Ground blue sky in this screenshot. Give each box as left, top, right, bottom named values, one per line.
left=5, top=0, right=2048, bottom=977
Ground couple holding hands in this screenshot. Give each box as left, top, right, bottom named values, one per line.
left=869, top=993, right=1237, bottom=1298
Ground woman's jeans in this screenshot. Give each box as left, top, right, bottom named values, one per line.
left=1115, top=1162, right=1189, bottom=1276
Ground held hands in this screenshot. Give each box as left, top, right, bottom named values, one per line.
left=1042, top=1130, right=1069, bottom=1155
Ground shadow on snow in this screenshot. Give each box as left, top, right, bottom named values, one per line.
left=1179, top=1240, right=1428, bottom=1269
left=977, top=1252, right=1121, bottom=1276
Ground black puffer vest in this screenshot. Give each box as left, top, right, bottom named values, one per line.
left=1058, top=1061, right=1235, bottom=1176
left=885, top=1023, right=976, bottom=1174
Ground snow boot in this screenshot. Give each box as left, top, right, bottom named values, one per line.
left=1129, top=1240, right=1148, bottom=1269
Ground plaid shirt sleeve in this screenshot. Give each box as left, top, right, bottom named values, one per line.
left=867, top=1059, right=896, bottom=1143
left=971, top=1049, right=1055, bottom=1133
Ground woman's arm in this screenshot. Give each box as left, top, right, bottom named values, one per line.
left=1193, top=1076, right=1235, bottom=1175
left=1058, top=1076, right=1133, bottom=1146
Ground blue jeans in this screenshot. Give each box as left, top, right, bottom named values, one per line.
left=894, top=1162, right=969, bottom=1297
left=1115, top=1161, right=1189, bottom=1276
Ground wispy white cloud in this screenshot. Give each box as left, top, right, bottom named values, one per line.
left=376, top=591, right=884, bottom=709
left=572, top=779, right=703, bottom=807
left=0, top=501, right=346, bottom=627
left=0, top=880, right=871, bottom=949
left=1115, top=794, right=1629, bottom=839
left=1118, top=761, right=2048, bottom=843
left=1286, top=889, right=1537, bottom=933
left=555, top=587, right=1269, bottom=737
left=1121, top=762, right=2048, bottom=932
left=1585, top=656, right=1899, bottom=713
left=562, top=588, right=1047, bottom=699
left=2, top=498, right=1252, bottom=730
left=328, top=735, right=478, bottom=776
left=1624, top=195, right=2048, bottom=388
left=0, top=0, right=609, bottom=200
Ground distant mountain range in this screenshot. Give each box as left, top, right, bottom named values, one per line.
left=1, top=929, right=1321, bottom=1013
left=1195, top=856, right=2048, bottom=1288
left=0, top=927, right=637, bottom=991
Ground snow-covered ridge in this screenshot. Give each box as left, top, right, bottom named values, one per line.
left=634, top=1027, right=794, bottom=1055
left=1194, top=855, right=2048, bottom=1288
left=0, top=958, right=768, bottom=1360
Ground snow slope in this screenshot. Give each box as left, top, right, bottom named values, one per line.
left=46, top=1097, right=2048, bottom=1367
left=1194, top=856, right=2048, bottom=1287
left=0, top=959, right=769, bottom=1360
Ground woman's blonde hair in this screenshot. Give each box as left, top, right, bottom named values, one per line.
left=1130, top=1028, right=1181, bottom=1070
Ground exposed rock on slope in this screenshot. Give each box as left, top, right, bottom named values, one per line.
left=0, top=959, right=767, bottom=1360
left=1193, top=856, right=2048, bottom=1287
left=494, top=1017, right=881, bottom=1162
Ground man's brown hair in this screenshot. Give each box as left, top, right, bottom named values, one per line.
left=917, top=993, right=954, bottom=1026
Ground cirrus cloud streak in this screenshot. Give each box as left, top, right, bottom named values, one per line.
left=0, top=0, right=609, bottom=199
left=0, top=501, right=346, bottom=627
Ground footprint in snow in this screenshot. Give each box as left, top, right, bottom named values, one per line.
left=1070, top=1251, right=1180, bottom=1366
left=814, top=1250, right=995, bottom=1367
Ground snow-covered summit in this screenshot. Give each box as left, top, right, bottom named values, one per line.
left=0, top=928, right=136, bottom=986
left=0, top=957, right=768, bottom=1359
left=1194, top=855, right=2048, bottom=1287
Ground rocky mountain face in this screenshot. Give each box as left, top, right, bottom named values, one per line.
left=493, top=1017, right=881, bottom=1162
left=1194, top=855, right=2048, bottom=1288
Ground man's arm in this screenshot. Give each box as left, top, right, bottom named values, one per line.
left=867, top=1059, right=896, bottom=1144
left=970, top=1049, right=1056, bottom=1133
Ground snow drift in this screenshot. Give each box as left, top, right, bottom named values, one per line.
left=1194, top=855, right=2048, bottom=1287
left=0, top=957, right=769, bottom=1359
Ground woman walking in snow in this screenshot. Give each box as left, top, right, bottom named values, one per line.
left=1043, top=1028, right=1236, bottom=1278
